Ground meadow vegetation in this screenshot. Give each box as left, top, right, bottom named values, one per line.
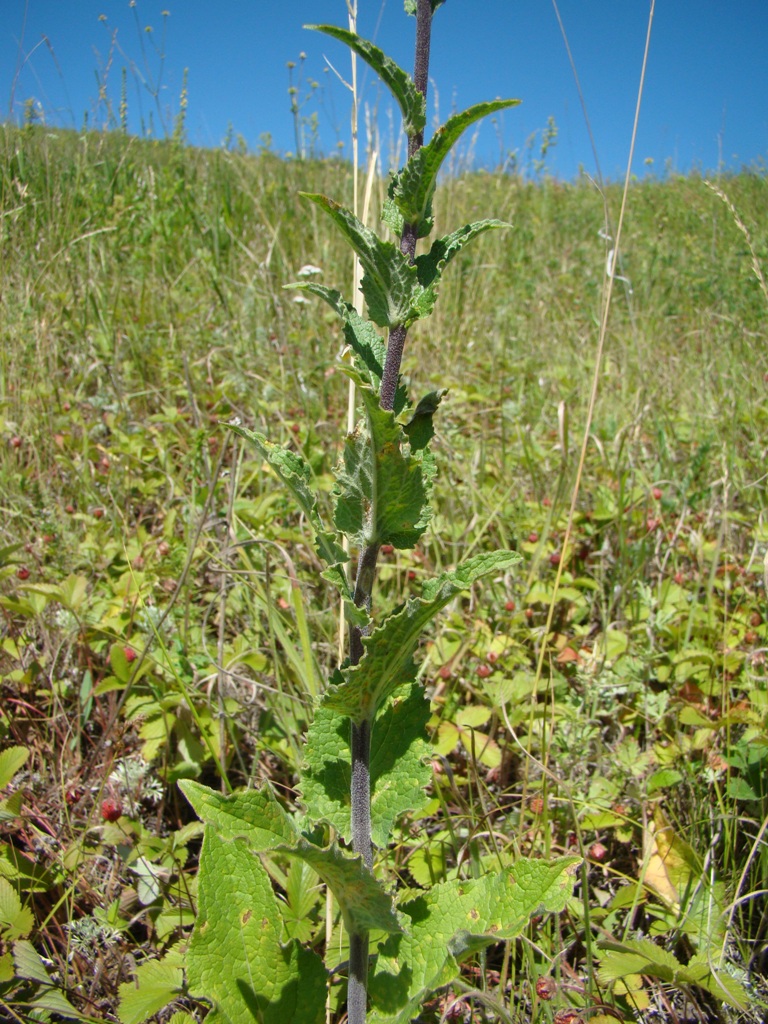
left=1, top=111, right=768, bottom=1022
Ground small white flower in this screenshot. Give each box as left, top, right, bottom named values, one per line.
left=297, top=264, right=323, bottom=277
left=293, top=294, right=309, bottom=305
left=228, top=416, right=242, bottom=427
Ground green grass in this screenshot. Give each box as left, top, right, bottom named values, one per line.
left=1, top=122, right=768, bottom=1022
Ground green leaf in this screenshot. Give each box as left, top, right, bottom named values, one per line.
left=306, top=26, right=425, bottom=138
left=0, top=877, right=33, bottom=940
left=118, top=956, right=185, bottom=1024
left=301, top=683, right=432, bottom=848
left=403, top=389, right=448, bottom=451
left=390, top=101, right=520, bottom=236
left=299, top=194, right=419, bottom=328
left=369, top=857, right=579, bottom=1023
left=323, top=551, right=521, bottom=724
left=597, top=937, right=748, bottom=1011
left=285, top=284, right=408, bottom=415
left=230, top=423, right=347, bottom=571
left=416, top=220, right=509, bottom=291
left=404, top=0, right=445, bottom=14
left=276, top=837, right=402, bottom=937
left=179, top=781, right=296, bottom=849
left=186, top=829, right=326, bottom=1024
left=11, top=940, right=86, bottom=1018
left=333, top=368, right=433, bottom=550
left=0, top=745, right=28, bottom=788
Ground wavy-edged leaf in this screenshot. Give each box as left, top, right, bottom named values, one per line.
left=333, top=368, right=433, bottom=550
left=323, top=551, right=521, bottom=724
left=306, top=26, right=425, bottom=138
left=179, top=781, right=296, bottom=849
left=416, top=220, right=509, bottom=290
left=230, top=423, right=347, bottom=573
left=285, top=284, right=408, bottom=415
left=276, top=837, right=402, bottom=937
left=186, top=830, right=326, bottom=1024
left=299, top=194, right=418, bottom=327
left=403, top=389, right=448, bottom=451
left=369, top=857, right=580, bottom=1023
left=301, top=683, right=431, bottom=848
left=390, top=100, right=520, bottom=236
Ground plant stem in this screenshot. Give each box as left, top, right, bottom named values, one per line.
left=380, top=0, right=433, bottom=411
left=347, top=4, right=434, bottom=1019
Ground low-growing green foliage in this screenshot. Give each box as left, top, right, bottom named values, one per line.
left=1, top=3, right=768, bottom=1021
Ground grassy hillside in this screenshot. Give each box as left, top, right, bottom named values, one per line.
left=1, top=123, right=768, bottom=1021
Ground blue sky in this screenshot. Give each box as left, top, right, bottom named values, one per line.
left=3, top=1, right=767, bottom=181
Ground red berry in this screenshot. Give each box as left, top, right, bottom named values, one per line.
left=407, top=570, right=417, bottom=581
left=524, top=608, right=534, bottom=620
left=101, top=798, right=122, bottom=822
left=674, top=571, right=685, bottom=585
left=100, top=456, right=110, bottom=471
left=652, top=487, right=662, bottom=500
left=487, top=650, right=499, bottom=664
left=750, top=612, right=762, bottom=627
left=290, top=422, right=301, bottom=434
left=527, top=531, right=539, bottom=544
left=93, top=508, right=104, bottom=519
left=10, top=436, right=22, bottom=449
left=438, top=665, right=452, bottom=680
left=476, top=663, right=492, bottom=678
left=381, top=544, right=394, bottom=555
left=541, top=496, right=552, bottom=507
left=549, top=550, right=561, bottom=566
left=65, top=504, right=75, bottom=514
left=745, top=630, right=757, bottom=644
left=504, top=599, right=515, bottom=612
left=62, top=401, right=71, bottom=412
left=16, top=567, right=30, bottom=580
left=157, top=540, right=170, bottom=557
left=589, top=841, right=608, bottom=861
left=124, top=646, right=137, bottom=663
left=535, top=975, right=556, bottom=1000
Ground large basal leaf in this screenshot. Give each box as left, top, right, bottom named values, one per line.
left=186, top=830, right=326, bottom=1024
left=230, top=423, right=347, bottom=572
left=368, top=857, right=580, bottom=1023
left=305, top=26, right=425, bottom=139
left=179, top=782, right=401, bottom=940
left=285, top=284, right=408, bottom=415
left=300, top=683, right=432, bottom=849
left=323, top=551, right=521, bottom=724
left=299, top=194, right=418, bottom=328
left=333, top=368, right=433, bottom=550
left=390, top=100, right=520, bottom=236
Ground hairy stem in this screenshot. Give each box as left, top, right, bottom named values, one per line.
left=347, top=4, right=434, bottom=1020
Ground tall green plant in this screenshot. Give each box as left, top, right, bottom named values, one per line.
left=119, top=4, right=579, bottom=1023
